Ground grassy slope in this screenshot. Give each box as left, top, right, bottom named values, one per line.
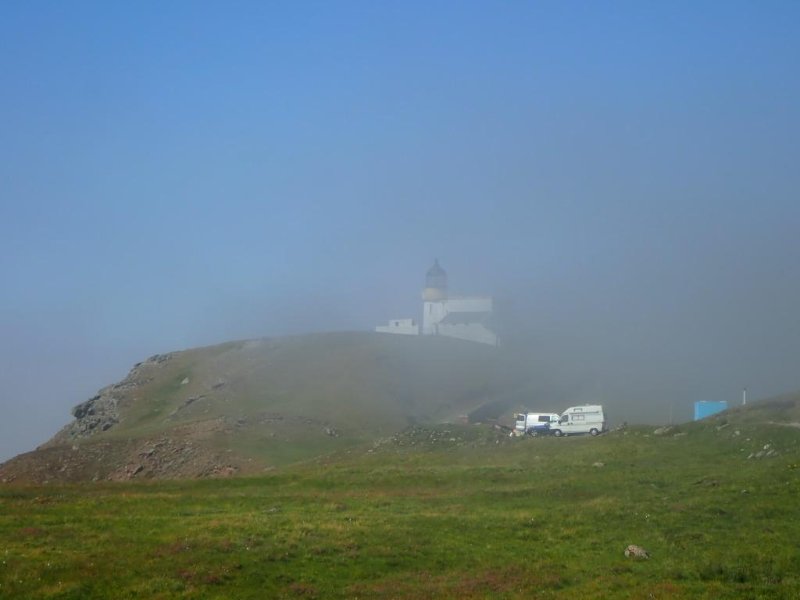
left=2, top=396, right=800, bottom=599
left=136, top=334, right=498, bottom=429
left=4, top=333, right=532, bottom=481
left=148, top=332, right=516, bottom=469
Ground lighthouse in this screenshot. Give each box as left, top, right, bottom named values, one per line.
left=375, top=261, right=497, bottom=345
left=422, top=259, right=449, bottom=335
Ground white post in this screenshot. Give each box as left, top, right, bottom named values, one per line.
left=742, top=387, right=747, bottom=406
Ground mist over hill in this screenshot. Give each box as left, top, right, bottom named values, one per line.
left=0, top=332, right=540, bottom=482
left=3, top=326, right=799, bottom=484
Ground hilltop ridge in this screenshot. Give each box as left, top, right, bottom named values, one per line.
left=0, top=332, right=525, bottom=483
left=5, top=330, right=800, bottom=485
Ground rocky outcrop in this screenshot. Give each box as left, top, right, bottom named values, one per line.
left=748, top=443, right=778, bottom=459
left=47, top=353, right=174, bottom=445
left=67, top=394, right=119, bottom=437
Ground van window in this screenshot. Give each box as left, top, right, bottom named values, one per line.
left=538, top=415, right=550, bottom=422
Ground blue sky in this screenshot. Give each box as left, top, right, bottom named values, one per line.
left=2, top=1, right=799, bottom=460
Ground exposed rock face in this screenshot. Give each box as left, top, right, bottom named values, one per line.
left=68, top=394, right=119, bottom=437
left=48, top=353, right=173, bottom=445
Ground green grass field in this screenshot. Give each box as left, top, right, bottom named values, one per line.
left=3, top=417, right=800, bottom=599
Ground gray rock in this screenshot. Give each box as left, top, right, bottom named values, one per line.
left=624, top=544, right=650, bottom=559
left=53, top=353, right=174, bottom=444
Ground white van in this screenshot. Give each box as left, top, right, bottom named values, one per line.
left=550, top=405, right=606, bottom=437
left=514, top=412, right=560, bottom=435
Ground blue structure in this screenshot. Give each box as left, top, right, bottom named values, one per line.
left=694, top=401, right=729, bottom=421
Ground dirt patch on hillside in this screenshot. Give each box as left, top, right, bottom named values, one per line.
left=0, top=420, right=264, bottom=484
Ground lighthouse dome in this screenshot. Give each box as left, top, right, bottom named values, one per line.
left=422, top=259, right=448, bottom=301
left=425, top=259, right=447, bottom=287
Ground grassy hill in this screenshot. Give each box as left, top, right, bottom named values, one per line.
left=2, top=393, right=800, bottom=598
left=0, top=332, right=537, bottom=483
left=4, top=332, right=800, bottom=597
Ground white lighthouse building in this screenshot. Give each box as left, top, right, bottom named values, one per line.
left=421, top=260, right=498, bottom=345
left=376, top=260, right=498, bottom=346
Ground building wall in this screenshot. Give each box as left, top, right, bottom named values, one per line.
left=422, top=301, right=448, bottom=335
left=375, top=318, right=419, bottom=336
left=437, top=322, right=498, bottom=346
left=444, top=296, right=492, bottom=313
left=421, top=297, right=496, bottom=345
left=423, top=298, right=492, bottom=333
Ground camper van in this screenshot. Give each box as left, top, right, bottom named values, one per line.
left=514, top=412, right=560, bottom=435
left=549, top=405, right=606, bottom=437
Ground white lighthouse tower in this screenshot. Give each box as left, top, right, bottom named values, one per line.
left=422, top=259, right=449, bottom=335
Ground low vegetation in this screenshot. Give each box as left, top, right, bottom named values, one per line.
left=3, top=409, right=800, bottom=598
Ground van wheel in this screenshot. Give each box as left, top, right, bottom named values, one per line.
left=552, top=430, right=563, bottom=437
left=590, top=428, right=599, bottom=436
